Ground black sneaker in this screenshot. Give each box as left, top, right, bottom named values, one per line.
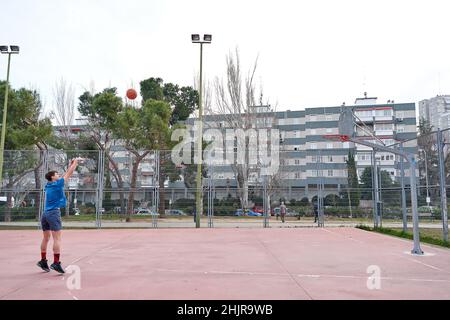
left=50, top=262, right=65, bottom=274
left=37, top=259, right=50, bottom=272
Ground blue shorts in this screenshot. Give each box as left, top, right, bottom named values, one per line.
left=41, top=208, right=62, bottom=231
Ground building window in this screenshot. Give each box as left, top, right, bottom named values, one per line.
left=376, top=123, right=393, bottom=131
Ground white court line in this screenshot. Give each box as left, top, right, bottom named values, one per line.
left=153, top=268, right=450, bottom=284
left=296, top=273, right=450, bottom=283
left=396, top=254, right=445, bottom=272
left=155, top=268, right=289, bottom=277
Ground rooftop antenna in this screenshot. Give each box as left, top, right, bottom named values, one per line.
left=362, top=67, right=367, bottom=97
left=438, top=72, right=441, bottom=95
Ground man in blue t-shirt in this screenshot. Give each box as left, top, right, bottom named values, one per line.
left=37, top=158, right=79, bottom=273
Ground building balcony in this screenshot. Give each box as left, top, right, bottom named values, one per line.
left=141, top=171, right=155, bottom=176
left=375, top=129, right=394, bottom=136
left=355, top=115, right=394, bottom=123
left=356, top=159, right=372, bottom=166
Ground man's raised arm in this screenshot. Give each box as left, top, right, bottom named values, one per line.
left=63, top=159, right=79, bottom=181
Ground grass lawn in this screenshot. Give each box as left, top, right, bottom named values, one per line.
left=356, top=225, right=449, bottom=248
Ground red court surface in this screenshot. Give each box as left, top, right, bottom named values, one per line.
left=0, top=227, right=449, bottom=300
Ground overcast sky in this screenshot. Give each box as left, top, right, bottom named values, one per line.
left=1, top=0, right=450, bottom=119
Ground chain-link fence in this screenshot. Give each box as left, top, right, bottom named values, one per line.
left=0, top=138, right=448, bottom=242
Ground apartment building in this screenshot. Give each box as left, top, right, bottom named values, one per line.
left=186, top=95, right=417, bottom=200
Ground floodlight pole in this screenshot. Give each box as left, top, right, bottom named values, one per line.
left=194, top=42, right=204, bottom=228
left=0, top=52, right=12, bottom=188
left=192, top=35, right=211, bottom=228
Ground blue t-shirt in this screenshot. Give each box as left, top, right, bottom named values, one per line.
left=45, top=178, right=66, bottom=212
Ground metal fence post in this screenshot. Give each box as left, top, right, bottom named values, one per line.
left=373, top=150, right=380, bottom=228
left=263, top=175, right=269, bottom=228
left=38, top=149, right=49, bottom=229
left=399, top=143, right=408, bottom=233
left=437, top=128, right=449, bottom=242
left=408, top=154, right=423, bottom=255
left=207, top=163, right=214, bottom=228
left=95, top=150, right=105, bottom=229
left=152, top=150, right=159, bottom=228
left=317, top=150, right=324, bottom=227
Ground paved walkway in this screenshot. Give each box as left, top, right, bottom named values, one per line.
left=0, top=220, right=444, bottom=229
left=0, top=228, right=449, bottom=299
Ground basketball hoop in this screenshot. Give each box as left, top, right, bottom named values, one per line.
left=322, top=134, right=350, bottom=142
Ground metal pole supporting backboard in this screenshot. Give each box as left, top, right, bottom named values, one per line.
left=437, top=128, right=449, bottom=242
left=335, top=107, right=423, bottom=254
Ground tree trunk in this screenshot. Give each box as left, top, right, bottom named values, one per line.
left=34, top=166, right=41, bottom=220
left=241, top=178, right=249, bottom=210
left=5, top=186, right=13, bottom=222
left=158, top=155, right=166, bottom=217
left=107, top=153, right=126, bottom=215
left=119, top=182, right=125, bottom=215
left=126, top=161, right=140, bottom=221
left=113, top=171, right=125, bottom=215
left=125, top=150, right=150, bottom=221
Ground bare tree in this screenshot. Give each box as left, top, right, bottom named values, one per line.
left=212, top=48, right=276, bottom=210
left=52, top=78, right=75, bottom=142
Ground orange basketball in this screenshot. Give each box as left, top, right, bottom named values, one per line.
left=126, top=88, right=137, bottom=100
